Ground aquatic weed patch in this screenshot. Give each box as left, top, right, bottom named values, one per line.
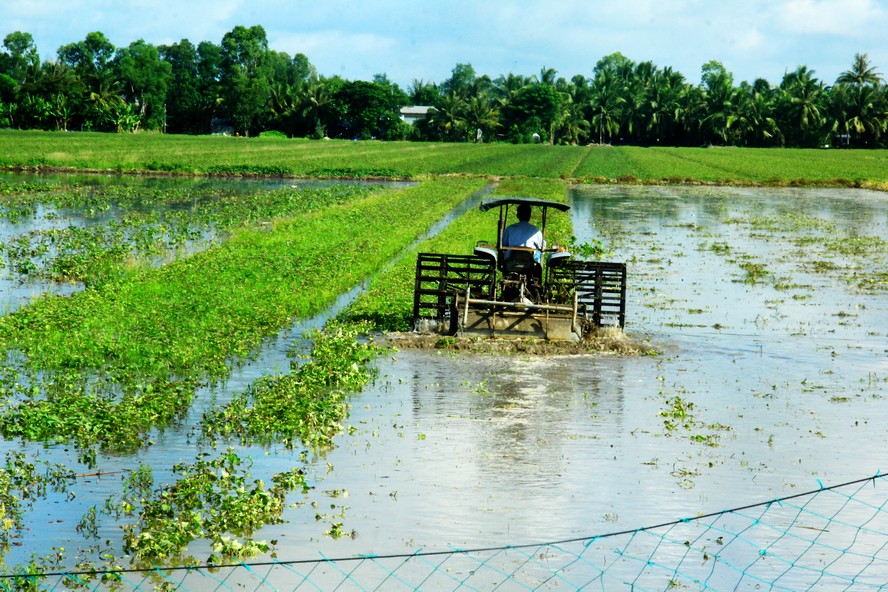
left=201, top=323, right=381, bottom=451
left=0, top=371, right=199, bottom=457
left=116, top=450, right=308, bottom=564
left=4, top=218, right=201, bottom=286
left=0, top=323, right=387, bottom=572
left=821, top=234, right=887, bottom=257
left=658, top=392, right=729, bottom=452
left=736, top=260, right=772, bottom=285
left=724, top=208, right=888, bottom=292
left=108, top=324, right=380, bottom=565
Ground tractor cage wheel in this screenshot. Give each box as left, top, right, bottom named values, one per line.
left=413, top=253, right=496, bottom=333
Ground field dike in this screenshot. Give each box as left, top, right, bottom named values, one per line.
left=2, top=132, right=888, bottom=187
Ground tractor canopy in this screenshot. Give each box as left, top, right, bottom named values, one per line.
left=479, top=197, right=570, bottom=256
left=478, top=197, right=570, bottom=213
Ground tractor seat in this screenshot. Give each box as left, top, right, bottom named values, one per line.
left=503, top=249, right=536, bottom=275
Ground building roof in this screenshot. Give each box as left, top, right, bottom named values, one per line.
left=399, top=106, right=433, bottom=116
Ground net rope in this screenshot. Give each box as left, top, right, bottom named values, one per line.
left=5, top=472, right=887, bottom=591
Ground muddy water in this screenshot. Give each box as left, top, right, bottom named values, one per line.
left=2, top=182, right=888, bottom=569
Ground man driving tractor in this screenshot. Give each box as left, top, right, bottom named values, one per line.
left=502, top=203, right=543, bottom=262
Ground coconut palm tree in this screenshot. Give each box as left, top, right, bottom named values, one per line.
left=407, top=79, right=439, bottom=106
left=87, top=78, right=125, bottom=130
left=492, top=73, right=531, bottom=110
left=463, top=93, right=499, bottom=142
left=779, top=66, right=826, bottom=146
left=699, top=61, right=737, bottom=144
left=428, top=92, right=467, bottom=142
left=536, top=67, right=558, bottom=86
left=825, top=83, right=853, bottom=146
left=836, top=53, right=883, bottom=87
left=645, top=67, right=689, bottom=145
left=268, top=80, right=299, bottom=135
left=845, top=84, right=885, bottom=146
left=588, top=70, right=624, bottom=144
left=730, top=80, right=780, bottom=146
left=680, top=85, right=707, bottom=145
left=300, top=73, right=332, bottom=137
left=553, top=93, right=590, bottom=145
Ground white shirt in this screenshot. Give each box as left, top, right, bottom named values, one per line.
left=502, top=221, right=543, bottom=261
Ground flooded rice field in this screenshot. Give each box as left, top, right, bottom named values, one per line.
left=1, top=178, right=887, bottom=573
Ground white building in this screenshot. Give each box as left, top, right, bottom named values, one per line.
left=399, top=106, right=432, bottom=126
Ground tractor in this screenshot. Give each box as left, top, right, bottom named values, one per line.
left=413, top=197, right=627, bottom=340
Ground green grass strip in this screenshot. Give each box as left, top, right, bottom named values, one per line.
left=3, top=131, right=888, bottom=188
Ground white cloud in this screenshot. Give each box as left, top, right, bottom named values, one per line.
left=271, top=29, right=400, bottom=78
left=776, top=0, right=886, bottom=35
left=272, top=30, right=396, bottom=59
left=728, top=28, right=766, bottom=52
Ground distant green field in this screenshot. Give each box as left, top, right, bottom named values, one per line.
left=1, top=130, right=887, bottom=188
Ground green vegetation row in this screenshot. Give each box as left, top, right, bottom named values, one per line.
left=2, top=28, right=887, bottom=148
left=3, top=131, right=888, bottom=189
left=0, top=323, right=383, bottom=572
left=0, top=181, right=369, bottom=285
left=0, top=177, right=486, bottom=457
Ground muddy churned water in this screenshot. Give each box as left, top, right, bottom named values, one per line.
left=3, top=181, right=888, bottom=569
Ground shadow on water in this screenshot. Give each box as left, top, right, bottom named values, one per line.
left=3, top=180, right=888, bottom=568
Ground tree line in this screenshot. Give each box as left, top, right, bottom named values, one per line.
left=0, top=25, right=886, bottom=147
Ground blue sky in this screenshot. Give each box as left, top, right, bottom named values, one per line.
left=5, top=0, right=887, bottom=89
